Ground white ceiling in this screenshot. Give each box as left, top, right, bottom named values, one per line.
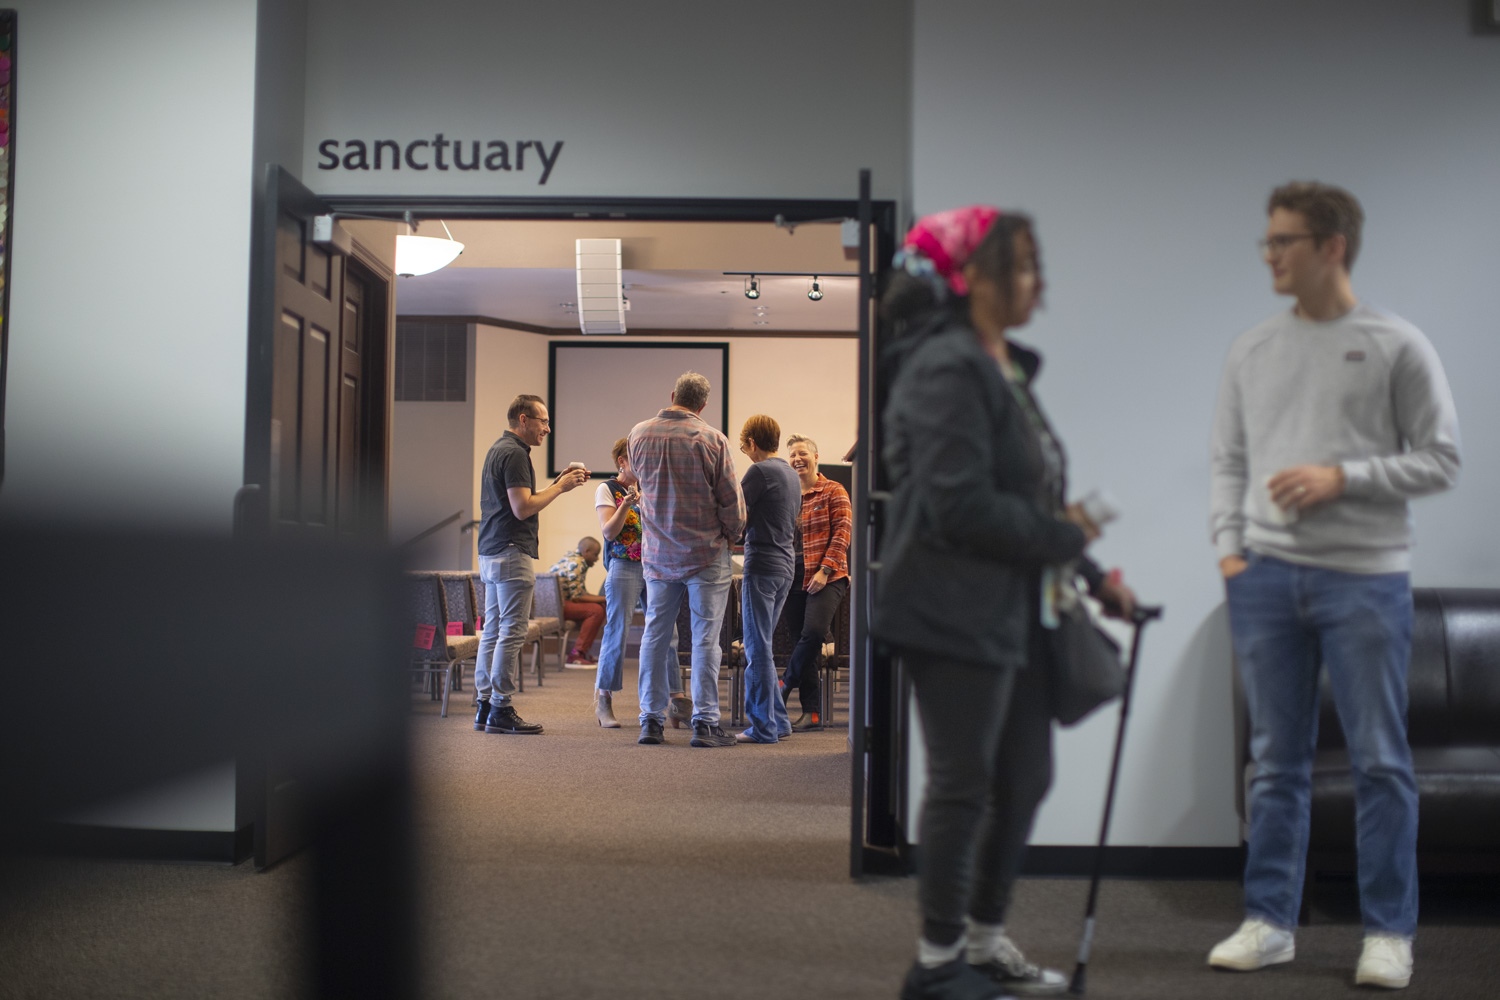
left=395, top=267, right=858, bottom=332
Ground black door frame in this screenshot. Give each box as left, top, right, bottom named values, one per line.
left=242, top=177, right=903, bottom=875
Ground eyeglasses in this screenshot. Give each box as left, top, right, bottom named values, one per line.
left=1257, top=234, right=1316, bottom=254
left=523, top=413, right=551, bottom=427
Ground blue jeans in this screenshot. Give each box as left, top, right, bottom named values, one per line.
left=476, top=546, right=534, bottom=707
left=596, top=558, right=682, bottom=695
left=741, top=572, right=793, bottom=741
left=1227, top=552, right=1418, bottom=936
left=637, top=549, right=732, bottom=725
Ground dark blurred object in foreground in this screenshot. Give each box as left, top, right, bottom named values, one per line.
left=0, top=525, right=417, bottom=999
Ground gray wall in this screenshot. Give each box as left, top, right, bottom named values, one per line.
left=2, top=0, right=260, bottom=531
left=4, top=0, right=264, bottom=834
left=911, top=0, right=1500, bottom=847
left=301, top=0, right=911, bottom=203
left=253, top=0, right=309, bottom=182
left=389, top=324, right=477, bottom=570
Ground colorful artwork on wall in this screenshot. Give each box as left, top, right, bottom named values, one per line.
left=0, top=12, right=10, bottom=369
left=0, top=8, right=11, bottom=464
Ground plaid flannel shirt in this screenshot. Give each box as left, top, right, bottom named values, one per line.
left=546, top=549, right=591, bottom=600
left=628, top=408, right=746, bottom=581
left=799, top=473, right=852, bottom=589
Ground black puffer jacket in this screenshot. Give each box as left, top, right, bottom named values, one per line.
left=874, top=321, right=1089, bottom=668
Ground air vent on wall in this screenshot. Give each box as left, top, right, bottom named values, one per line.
left=576, top=238, right=626, bottom=334
left=394, top=321, right=467, bottom=401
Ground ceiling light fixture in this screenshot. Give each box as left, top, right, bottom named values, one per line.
left=395, top=216, right=464, bottom=277
left=744, top=275, right=761, bottom=300
left=807, top=276, right=823, bottom=301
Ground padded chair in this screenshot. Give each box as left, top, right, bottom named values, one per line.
left=817, top=585, right=853, bottom=726
left=767, top=582, right=850, bottom=728
left=403, top=573, right=476, bottom=718
left=530, top=572, right=576, bottom=683
left=436, top=571, right=479, bottom=690
left=1233, top=587, right=1500, bottom=916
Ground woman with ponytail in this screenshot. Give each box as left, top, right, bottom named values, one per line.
left=875, top=207, right=1136, bottom=1000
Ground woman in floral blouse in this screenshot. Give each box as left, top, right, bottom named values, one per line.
left=593, top=436, right=690, bottom=728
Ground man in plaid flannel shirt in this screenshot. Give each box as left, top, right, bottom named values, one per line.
left=628, top=371, right=746, bottom=748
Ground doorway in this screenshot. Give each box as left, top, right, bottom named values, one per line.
left=242, top=168, right=902, bottom=875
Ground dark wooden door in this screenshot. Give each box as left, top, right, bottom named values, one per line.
left=270, top=188, right=343, bottom=537
left=243, top=166, right=393, bottom=869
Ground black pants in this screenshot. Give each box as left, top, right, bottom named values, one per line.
left=780, top=576, right=848, bottom=712
left=905, top=651, right=1054, bottom=946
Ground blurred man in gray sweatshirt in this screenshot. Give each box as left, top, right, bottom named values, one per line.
left=1207, top=182, right=1460, bottom=990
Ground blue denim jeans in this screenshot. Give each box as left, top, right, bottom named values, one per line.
left=741, top=571, right=793, bottom=741
left=596, top=558, right=682, bottom=695
left=1227, top=551, right=1418, bottom=936
left=476, top=546, right=535, bottom=707
left=637, top=549, right=731, bottom=725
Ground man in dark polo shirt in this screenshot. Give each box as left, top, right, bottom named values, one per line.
left=474, top=394, right=589, bottom=735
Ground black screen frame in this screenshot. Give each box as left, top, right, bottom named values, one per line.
left=545, top=339, right=729, bottom=478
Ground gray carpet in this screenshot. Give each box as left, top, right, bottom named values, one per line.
left=1, top=663, right=1495, bottom=999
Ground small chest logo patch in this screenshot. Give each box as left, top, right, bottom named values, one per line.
left=1345, top=350, right=1366, bottom=362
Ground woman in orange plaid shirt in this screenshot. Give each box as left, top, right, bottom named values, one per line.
left=779, top=433, right=852, bottom=730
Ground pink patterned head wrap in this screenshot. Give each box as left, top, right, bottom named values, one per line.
left=900, top=205, right=1002, bottom=296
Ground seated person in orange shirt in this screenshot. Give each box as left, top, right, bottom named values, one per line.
left=547, top=537, right=607, bottom=665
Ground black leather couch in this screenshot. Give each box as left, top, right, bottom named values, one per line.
left=1234, top=588, right=1500, bottom=885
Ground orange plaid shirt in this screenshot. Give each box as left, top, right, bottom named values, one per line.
left=798, top=473, right=852, bottom=589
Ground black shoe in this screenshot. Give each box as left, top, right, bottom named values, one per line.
left=638, top=718, right=664, bottom=745
left=484, top=704, right=543, bottom=735
left=474, top=701, right=493, bottom=731
left=900, top=959, right=1008, bottom=1000
left=791, top=711, right=822, bottom=731
left=690, top=721, right=736, bottom=748
left=970, top=936, right=1067, bottom=995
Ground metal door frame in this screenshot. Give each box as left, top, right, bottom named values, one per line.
left=242, top=171, right=903, bottom=873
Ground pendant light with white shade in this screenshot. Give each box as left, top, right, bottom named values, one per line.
left=395, top=218, right=464, bottom=277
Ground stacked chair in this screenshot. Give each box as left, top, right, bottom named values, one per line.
left=403, top=572, right=479, bottom=718
left=529, top=572, right=577, bottom=683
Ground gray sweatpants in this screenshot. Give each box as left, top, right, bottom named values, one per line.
left=906, top=652, right=1054, bottom=946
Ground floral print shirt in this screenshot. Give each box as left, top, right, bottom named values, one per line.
left=546, top=549, right=593, bottom=600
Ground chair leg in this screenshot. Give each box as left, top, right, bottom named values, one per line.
left=440, top=665, right=454, bottom=718
left=820, top=665, right=832, bottom=727
left=732, top=666, right=744, bottom=727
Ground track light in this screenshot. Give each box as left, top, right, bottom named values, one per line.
left=807, top=277, right=823, bottom=301
left=744, top=275, right=761, bottom=300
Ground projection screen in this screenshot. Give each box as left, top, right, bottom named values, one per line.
left=547, top=342, right=729, bottom=477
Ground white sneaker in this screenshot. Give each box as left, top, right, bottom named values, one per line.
left=1355, top=934, right=1412, bottom=989
left=1207, top=917, right=1295, bottom=971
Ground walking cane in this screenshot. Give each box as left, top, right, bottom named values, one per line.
left=1068, top=603, right=1163, bottom=996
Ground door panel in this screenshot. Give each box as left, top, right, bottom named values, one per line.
left=245, top=167, right=395, bottom=872
left=268, top=197, right=344, bottom=538
left=299, top=324, right=332, bottom=526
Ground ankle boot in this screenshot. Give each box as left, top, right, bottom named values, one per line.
left=594, top=690, right=620, bottom=728
left=668, top=693, right=692, bottom=729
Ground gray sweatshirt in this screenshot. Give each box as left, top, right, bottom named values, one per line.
left=1210, top=303, right=1460, bottom=574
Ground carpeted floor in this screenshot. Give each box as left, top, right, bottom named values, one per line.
left=1, top=663, right=1495, bottom=999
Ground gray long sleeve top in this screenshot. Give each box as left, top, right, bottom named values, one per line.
left=1210, top=303, right=1460, bottom=574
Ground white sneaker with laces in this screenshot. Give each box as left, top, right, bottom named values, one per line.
left=1207, top=917, right=1295, bottom=971
left=1355, top=934, right=1412, bottom=989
